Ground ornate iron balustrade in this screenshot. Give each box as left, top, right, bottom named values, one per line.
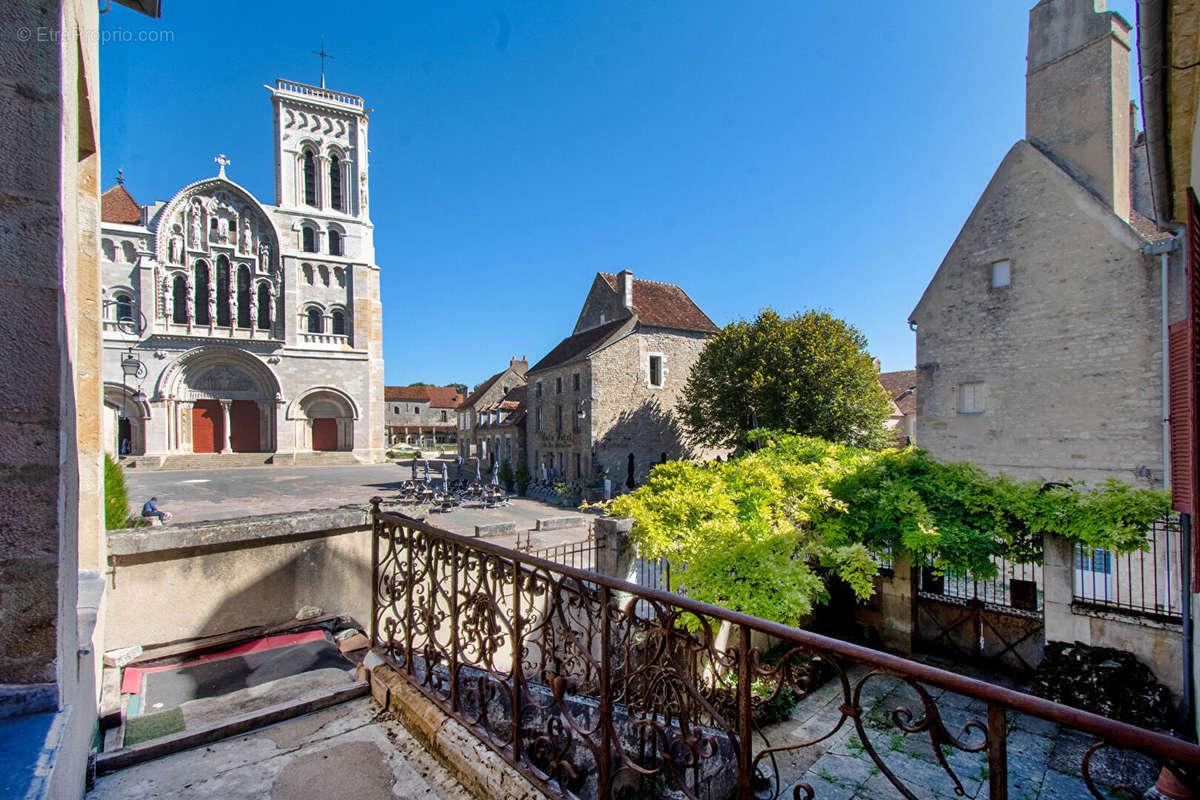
left=370, top=503, right=1200, bottom=800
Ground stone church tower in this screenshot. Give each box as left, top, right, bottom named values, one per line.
left=99, top=78, right=385, bottom=466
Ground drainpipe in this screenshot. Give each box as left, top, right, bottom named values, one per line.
left=1184, top=514, right=1195, bottom=737
left=1145, top=236, right=1179, bottom=488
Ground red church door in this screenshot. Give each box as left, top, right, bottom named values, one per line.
left=192, top=400, right=222, bottom=453
left=229, top=400, right=260, bottom=453
left=312, top=418, right=338, bottom=451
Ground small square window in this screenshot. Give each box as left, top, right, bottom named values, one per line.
left=991, top=260, right=1011, bottom=288
left=958, top=382, right=985, bottom=413
left=649, top=355, right=663, bottom=387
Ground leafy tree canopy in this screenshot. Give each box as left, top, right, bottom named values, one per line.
left=678, top=309, right=894, bottom=451
left=607, top=432, right=1169, bottom=626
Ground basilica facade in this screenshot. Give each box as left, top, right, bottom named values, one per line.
left=100, top=79, right=384, bottom=465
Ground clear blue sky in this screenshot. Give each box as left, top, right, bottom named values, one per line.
left=99, top=1, right=1139, bottom=385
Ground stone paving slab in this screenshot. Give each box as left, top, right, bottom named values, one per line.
left=760, top=664, right=1159, bottom=800
left=87, top=698, right=472, bottom=800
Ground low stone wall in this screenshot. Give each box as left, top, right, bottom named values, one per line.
left=104, top=504, right=424, bottom=650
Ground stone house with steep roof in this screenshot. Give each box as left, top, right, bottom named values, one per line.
left=526, top=270, right=727, bottom=489
left=384, top=385, right=463, bottom=447
left=909, top=0, right=1181, bottom=489
left=457, top=357, right=528, bottom=461
left=472, top=385, right=528, bottom=472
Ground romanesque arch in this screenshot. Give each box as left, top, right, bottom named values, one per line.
left=287, top=386, right=357, bottom=452
left=156, top=346, right=282, bottom=454
left=103, top=383, right=151, bottom=457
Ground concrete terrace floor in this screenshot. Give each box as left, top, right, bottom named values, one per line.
left=87, top=698, right=473, bottom=800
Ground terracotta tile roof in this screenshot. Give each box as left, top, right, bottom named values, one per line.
left=599, top=273, right=719, bottom=333
left=878, top=369, right=917, bottom=417
left=101, top=184, right=141, bottom=224
left=384, top=385, right=464, bottom=407
left=1127, top=210, right=1175, bottom=243
left=528, top=319, right=627, bottom=374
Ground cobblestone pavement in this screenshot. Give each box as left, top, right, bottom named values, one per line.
left=760, top=663, right=1158, bottom=800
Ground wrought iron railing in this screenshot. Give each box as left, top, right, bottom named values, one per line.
left=1073, top=516, right=1183, bottom=622
left=369, top=503, right=1200, bottom=800
left=523, top=531, right=603, bottom=572
left=919, top=555, right=1043, bottom=613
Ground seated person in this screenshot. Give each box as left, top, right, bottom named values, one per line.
left=141, top=496, right=172, bottom=523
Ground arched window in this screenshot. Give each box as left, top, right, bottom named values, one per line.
left=329, top=154, right=343, bottom=212
left=216, top=255, right=231, bottom=327
left=302, top=226, right=316, bottom=253
left=256, top=283, right=271, bottom=329
left=115, top=292, right=133, bottom=322
left=328, top=229, right=342, bottom=256
left=171, top=274, right=188, bottom=324
left=236, top=265, right=251, bottom=328
left=193, top=261, right=210, bottom=325
left=306, top=307, right=323, bottom=333
left=331, top=310, right=346, bottom=336
left=302, top=149, right=317, bottom=206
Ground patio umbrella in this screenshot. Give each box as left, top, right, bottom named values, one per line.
left=475, top=460, right=481, bottom=483
left=411, top=459, right=417, bottom=481
left=442, top=463, right=449, bottom=490
left=422, top=459, right=430, bottom=480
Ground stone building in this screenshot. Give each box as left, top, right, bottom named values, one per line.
left=878, top=369, right=917, bottom=446
left=99, top=78, right=385, bottom=466
left=472, top=386, right=528, bottom=472
left=384, top=385, right=463, bottom=447
left=457, top=358, right=528, bottom=461
left=526, top=270, right=725, bottom=488
left=909, top=0, right=1179, bottom=489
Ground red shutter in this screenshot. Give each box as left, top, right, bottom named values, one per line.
left=1169, top=320, right=1194, bottom=513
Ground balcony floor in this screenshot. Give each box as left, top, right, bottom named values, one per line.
left=87, top=697, right=471, bottom=800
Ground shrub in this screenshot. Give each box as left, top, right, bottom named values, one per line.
left=104, top=454, right=131, bottom=530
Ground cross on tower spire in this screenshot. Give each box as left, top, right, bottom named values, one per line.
left=214, top=153, right=230, bottom=178
left=313, top=40, right=334, bottom=89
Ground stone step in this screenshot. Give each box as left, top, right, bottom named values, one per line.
left=290, top=452, right=361, bottom=467
left=153, top=453, right=276, bottom=471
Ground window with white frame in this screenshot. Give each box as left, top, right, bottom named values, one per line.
left=958, top=382, right=985, bottom=413
left=649, top=354, right=664, bottom=388
left=991, top=259, right=1011, bottom=288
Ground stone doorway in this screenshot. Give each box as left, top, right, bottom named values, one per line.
left=229, top=400, right=261, bottom=452
left=312, top=418, right=339, bottom=451
left=192, top=400, right=222, bottom=453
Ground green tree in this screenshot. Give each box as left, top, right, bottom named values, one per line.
left=678, top=309, right=894, bottom=450
left=608, top=432, right=1169, bottom=626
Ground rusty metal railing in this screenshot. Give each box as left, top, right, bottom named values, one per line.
left=369, top=501, right=1200, bottom=799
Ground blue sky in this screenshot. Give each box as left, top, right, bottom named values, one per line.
left=99, top=1, right=1139, bottom=386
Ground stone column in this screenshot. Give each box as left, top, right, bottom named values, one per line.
left=877, top=552, right=915, bottom=655
left=594, top=517, right=637, bottom=584
left=219, top=399, right=232, bottom=453
left=274, top=397, right=295, bottom=464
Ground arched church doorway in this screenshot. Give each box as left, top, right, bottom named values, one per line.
left=156, top=346, right=281, bottom=455
left=103, top=383, right=149, bottom=457
left=288, top=387, right=357, bottom=453
left=192, top=400, right=222, bottom=453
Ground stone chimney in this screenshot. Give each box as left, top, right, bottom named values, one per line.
left=510, top=356, right=528, bottom=375
left=1026, top=0, right=1131, bottom=221
left=616, top=269, right=634, bottom=311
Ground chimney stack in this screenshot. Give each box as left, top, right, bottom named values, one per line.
left=617, top=269, right=634, bottom=311
left=510, top=356, right=528, bottom=375
left=1025, top=0, right=1131, bottom=221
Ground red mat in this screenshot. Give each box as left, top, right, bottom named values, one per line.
left=121, top=630, right=329, bottom=695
